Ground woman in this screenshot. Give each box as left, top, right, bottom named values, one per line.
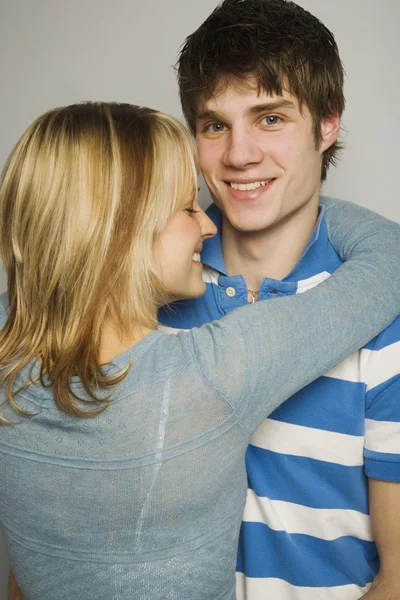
left=0, top=102, right=399, bottom=600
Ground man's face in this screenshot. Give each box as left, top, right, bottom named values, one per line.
left=196, top=79, right=339, bottom=235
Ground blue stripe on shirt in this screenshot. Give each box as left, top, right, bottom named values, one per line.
left=364, top=315, right=400, bottom=350
left=237, top=521, right=378, bottom=587
left=269, top=378, right=366, bottom=435
left=246, top=447, right=369, bottom=513
left=365, top=456, right=400, bottom=481
left=366, top=375, right=400, bottom=419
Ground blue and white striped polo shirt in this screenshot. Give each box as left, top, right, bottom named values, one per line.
left=158, top=198, right=400, bottom=600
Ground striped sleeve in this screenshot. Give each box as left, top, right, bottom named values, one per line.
left=364, top=316, right=400, bottom=481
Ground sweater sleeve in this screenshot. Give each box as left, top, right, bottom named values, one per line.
left=185, top=199, right=400, bottom=435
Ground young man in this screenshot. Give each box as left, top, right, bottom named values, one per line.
left=159, top=0, right=400, bottom=598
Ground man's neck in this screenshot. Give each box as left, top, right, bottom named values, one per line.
left=222, top=202, right=319, bottom=291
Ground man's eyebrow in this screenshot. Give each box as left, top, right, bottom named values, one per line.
left=246, top=100, right=296, bottom=116
left=196, top=109, right=223, bottom=122
left=196, top=100, right=296, bottom=122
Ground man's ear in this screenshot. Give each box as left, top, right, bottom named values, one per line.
left=319, top=114, right=341, bottom=153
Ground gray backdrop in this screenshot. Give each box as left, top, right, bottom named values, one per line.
left=0, top=0, right=399, bottom=596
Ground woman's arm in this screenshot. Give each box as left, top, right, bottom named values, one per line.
left=186, top=199, right=400, bottom=434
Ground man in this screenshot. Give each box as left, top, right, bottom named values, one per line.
left=159, top=0, right=400, bottom=598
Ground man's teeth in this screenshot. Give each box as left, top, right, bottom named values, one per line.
left=230, top=180, right=272, bottom=191
left=192, top=252, right=201, bottom=262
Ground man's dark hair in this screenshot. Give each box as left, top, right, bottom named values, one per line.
left=177, top=0, right=345, bottom=181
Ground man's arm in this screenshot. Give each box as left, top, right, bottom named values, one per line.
left=362, top=338, right=400, bottom=599
left=8, top=571, right=23, bottom=600
left=362, top=479, right=400, bottom=598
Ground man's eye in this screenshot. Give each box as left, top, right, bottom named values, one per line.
left=263, top=115, right=280, bottom=126
left=206, top=123, right=225, bottom=133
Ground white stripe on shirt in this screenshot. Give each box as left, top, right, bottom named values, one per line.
left=250, top=419, right=364, bottom=466
left=324, top=349, right=371, bottom=383
left=295, top=272, right=331, bottom=293
left=365, top=418, right=400, bottom=453
left=365, top=341, right=400, bottom=391
left=202, top=266, right=219, bottom=285
left=236, top=574, right=372, bottom=600
left=242, top=489, right=373, bottom=541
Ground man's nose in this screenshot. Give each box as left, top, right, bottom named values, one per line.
left=222, top=128, right=264, bottom=169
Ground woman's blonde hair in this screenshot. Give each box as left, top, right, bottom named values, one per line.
left=0, top=102, right=198, bottom=420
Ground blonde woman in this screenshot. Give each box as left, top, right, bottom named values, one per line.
left=0, top=102, right=399, bottom=600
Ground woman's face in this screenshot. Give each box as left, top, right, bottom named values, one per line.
left=154, top=196, right=217, bottom=301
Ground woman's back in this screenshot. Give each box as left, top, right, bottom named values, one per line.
left=0, top=299, right=249, bottom=599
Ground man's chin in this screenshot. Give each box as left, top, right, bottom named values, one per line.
left=225, top=213, right=278, bottom=235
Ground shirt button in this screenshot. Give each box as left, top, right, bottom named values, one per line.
left=226, top=287, right=236, bottom=298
